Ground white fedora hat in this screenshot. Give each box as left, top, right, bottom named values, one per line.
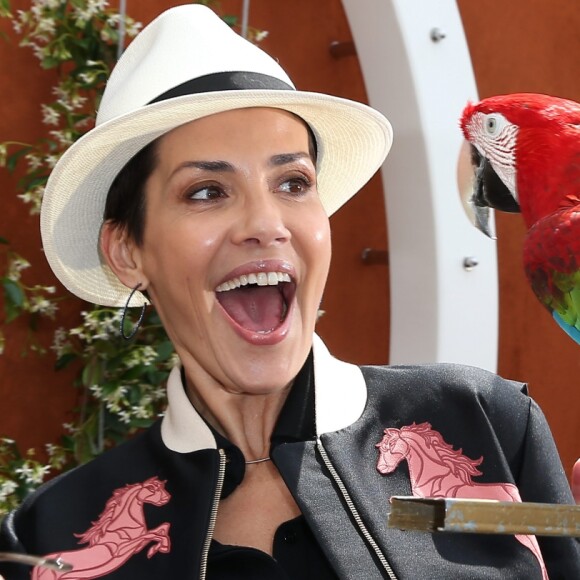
left=40, top=3, right=393, bottom=307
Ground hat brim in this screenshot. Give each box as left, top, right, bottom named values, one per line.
left=40, top=89, right=392, bottom=307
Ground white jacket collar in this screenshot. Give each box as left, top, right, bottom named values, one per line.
left=161, top=334, right=367, bottom=453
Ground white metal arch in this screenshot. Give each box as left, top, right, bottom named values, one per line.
left=341, top=0, right=498, bottom=371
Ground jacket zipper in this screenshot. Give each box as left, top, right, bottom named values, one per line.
left=199, top=448, right=226, bottom=580
left=316, top=438, right=398, bottom=580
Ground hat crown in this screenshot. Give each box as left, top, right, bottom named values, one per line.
left=41, top=4, right=391, bottom=307
left=96, top=4, right=294, bottom=126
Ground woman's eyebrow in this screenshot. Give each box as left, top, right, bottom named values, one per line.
left=170, top=160, right=235, bottom=178
left=269, top=152, right=311, bottom=166
left=170, top=154, right=310, bottom=179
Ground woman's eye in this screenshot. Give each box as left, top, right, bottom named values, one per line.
left=187, top=185, right=224, bottom=201
left=278, top=177, right=311, bottom=195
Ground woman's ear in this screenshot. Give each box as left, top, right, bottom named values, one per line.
left=100, top=221, right=149, bottom=291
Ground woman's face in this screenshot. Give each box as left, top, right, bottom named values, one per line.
left=129, top=108, right=331, bottom=394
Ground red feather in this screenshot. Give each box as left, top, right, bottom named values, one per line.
left=461, top=93, right=580, bottom=343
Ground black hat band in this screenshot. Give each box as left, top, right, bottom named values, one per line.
left=149, top=71, right=294, bottom=104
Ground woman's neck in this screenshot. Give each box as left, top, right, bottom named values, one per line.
left=181, top=366, right=293, bottom=462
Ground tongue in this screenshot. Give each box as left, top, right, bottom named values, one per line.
left=218, top=286, right=284, bottom=332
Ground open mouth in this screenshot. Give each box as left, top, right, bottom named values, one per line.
left=215, top=271, right=296, bottom=334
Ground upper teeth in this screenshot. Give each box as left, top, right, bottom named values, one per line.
left=216, top=271, right=292, bottom=292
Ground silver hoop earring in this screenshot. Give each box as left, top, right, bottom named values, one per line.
left=120, top=283, right=147, bottom=340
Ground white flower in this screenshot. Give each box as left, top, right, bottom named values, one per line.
left=37, top=17, right=56, bottom=35
left=25, top=152, right=42, bottom=170
left=17, top=185, right=44, bottom=214
left=14, top=464, right=34, bottom=482
left=70, top=93, right=87, bottom=110
left=0, top=480, right=18, bottom=502
left=106, top=401, right=121, bottom=413
left=75, top=117, right=91, bottom=129
left=254, top=30, right=269, bottom=42
left=7, top=256, right=30, bottom=281
left=125, top=20, right=142, bottom=37
left=90, top=0, right=109, bottom=10
left=30, top=4, right=44, bottom=20
left=51, top=326, right=72, bottom=357
left=45, top=444, right=67, bottom=469
left=63, top=422, right=79, bottom=434
left=69, top=327, right=87, bottom=338
left=49, top=129, right=73, bottom=147
left=117, top=410, right=132, bottom=424
left=152, top=386, right=167, bottom=401
left=124, top=346, right=158, bottom=369
left=166, top=352, right=181, bottom=370
left=74, top=0, right=108, bottom=24
left=15, top=462, right=49, bottom=485
left=29, top=295, right=58, bottom=318
left=31, top=43, right=46, bottom=62
left=52, top=84, right=75, bottom=112
left=45, top=154, right=59, bottom=168
left=131, top=404, right=151, bottom=420
left=41, top=103, right=60, bottom=126
left=78, top=71, right=96, bottom=85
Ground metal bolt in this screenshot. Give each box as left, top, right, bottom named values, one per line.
left=430, top=28, right=447, bottom=42
left=463, top=257, right=479, bottom=271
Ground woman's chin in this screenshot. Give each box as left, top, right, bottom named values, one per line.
left=228, top=379, right=294, bottom=397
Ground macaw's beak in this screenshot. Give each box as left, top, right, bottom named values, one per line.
left=457, top=140, right=495, bottom=238
left=457, top=140, right=521, bottom=239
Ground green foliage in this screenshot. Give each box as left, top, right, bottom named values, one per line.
left=50, top=307, right=174, bottom=466
left=0, top=438, right=53, bottom=512
left=0, top=0, right=143, bottom=332
left=0, top=0, right=147, bottom=518
left=0, top=0, right=267, bottom=520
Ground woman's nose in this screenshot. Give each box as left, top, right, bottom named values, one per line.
left=231, top=187, right=292, bottom=247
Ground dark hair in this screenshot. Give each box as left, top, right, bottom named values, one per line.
left=103, top=114, right=318, bottom=246
left=103, top=138, right=159, bottom=246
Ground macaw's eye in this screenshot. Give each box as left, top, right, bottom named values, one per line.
left=483, top=113, right=506, bottom=137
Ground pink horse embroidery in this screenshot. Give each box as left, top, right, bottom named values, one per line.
left=376, top=422, right=548, bottom=580
left=32, top=476, right=171, bottom=579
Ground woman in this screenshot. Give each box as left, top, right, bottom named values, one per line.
left=0, top=5, right=578, bottom=579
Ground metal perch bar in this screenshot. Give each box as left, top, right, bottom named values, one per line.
left=0, top=552, right=73, bottom=571
left=388, top=497, right=580, bottom=537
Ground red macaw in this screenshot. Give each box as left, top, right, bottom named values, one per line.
left=460, top=93, right=580, bottom=344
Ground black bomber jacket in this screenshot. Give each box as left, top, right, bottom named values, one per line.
left=1, top=335, right=579, bottom=579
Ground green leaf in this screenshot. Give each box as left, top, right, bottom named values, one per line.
left=6, top=146, right=32, bottom=173
left=81, top=357, right=102, bottom=388
left=121, top=366, right=147, bottom=381
left=55, top=352, right=77, bottom=371
left=155, top=340, right=174, bottom=361
left=222, top=15, right=238, bottom=27
left=0, top=0, right=11, bottom=18
left=2, top=277, right=24, bottom=307
left=0, top=236, right=9, bottom=244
